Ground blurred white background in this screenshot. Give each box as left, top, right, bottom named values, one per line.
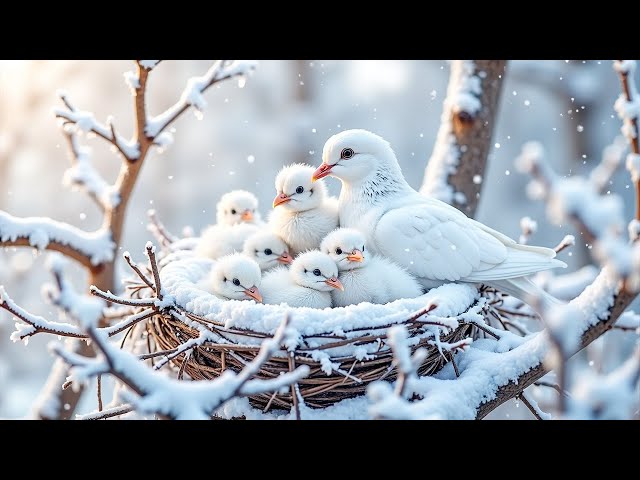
left=0, top=60, right=635, bottom=418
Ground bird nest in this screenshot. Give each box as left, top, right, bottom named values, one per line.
left=116, top=242, right=509, bottom=414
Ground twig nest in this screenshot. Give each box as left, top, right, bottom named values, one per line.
left=151, top=254, right=479, bottom=411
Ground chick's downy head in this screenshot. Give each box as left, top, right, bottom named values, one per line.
left=216, top=190, right=260, bottom=226
left=210, top=253, right=262, bottom=302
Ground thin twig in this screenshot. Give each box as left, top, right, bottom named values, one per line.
left=123, top=252, right=155, bottom=292
left=146, top=243, right=163, bottom=301
left=518, top=392, right=543, bottom=420
left=97, top=375, right=103, bottom=412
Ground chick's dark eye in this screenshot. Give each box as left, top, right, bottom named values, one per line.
left=295, top=186, right=304, bottom=194
left=362, top=245, right=365, bottom=252
left=335, top=247, right=343, bottom=255
left=232, top=278, right=240, bottom=286
left=313, top=269, right=321, bottom=276
left=264, top=248, right=273, bottom=255
left=231, top=209, right=237, bottom=215
left=341, top=148, right=354, bottom=159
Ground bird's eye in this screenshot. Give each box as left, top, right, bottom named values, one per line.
left=295, top=186, right=304, bottom=194
left=231, top=209, right=237, bottom=215
left=362, top=245, right=365, bottom=252
left=232, top=278, right=240, bottom=286
left=341, top=148, right=354, bottom=159
left=336, top=247, right=343, bottom=255
left=264, top=248, right=273, bottom=255
left=313, top=269, right=321, bottom=276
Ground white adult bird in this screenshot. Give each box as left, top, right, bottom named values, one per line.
left=261, top=250, right=344, bottom=308
left=268, top=163, right=339, bottom=256
left=195, top=190, right=263, bottom=260
left=320, top=227, right=423, bottom=307
left=242, top=231, right=293, bottom=271
left=313, top=129, right=566, bottom=307
left=207, top=253, right=263, bottom=303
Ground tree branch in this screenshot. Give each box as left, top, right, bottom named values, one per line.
left=421, top=60, right=507, bottom=217
left=0, top=210, right=114, bottom=269
left=614, top=60, right=640, bottom=220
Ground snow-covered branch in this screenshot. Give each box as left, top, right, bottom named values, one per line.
left=0, top=210, right=115, bottom=268
left=146, top=60, right=257, bottom=138
left=61, top=127, right=120, bottom=211
left=55, top=91, right=139, bottom=161
left=614, top=60, right=640, bottom=220
left=421, top=60, right=506, bottom=217
left=54, top=313, right=308, bottom=420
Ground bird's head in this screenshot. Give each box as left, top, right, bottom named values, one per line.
left=313, top=129, right=396, bottom=183
left=216, top=190, right=260, bottom=226
left=290, top=250, right=344, bottom=292
left=242, top=231, right=292, bottom=271
left=273, top=163, right=326, bottom=211
left=320, top=228, right=367, bottom=271
left=210, top=253, right=263, bottom=302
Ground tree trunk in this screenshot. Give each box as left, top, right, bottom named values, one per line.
left=421, top=60, right=507, bottom=219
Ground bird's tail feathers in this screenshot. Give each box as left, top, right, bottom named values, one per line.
left=488, top=276, right=564, bottom=311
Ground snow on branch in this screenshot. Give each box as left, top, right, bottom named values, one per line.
left=614, top=60, right=640, bottom=220
left=0, top=210, right=115, bottom=267
left=146, top=60, right=258, bottom=138
left=53, top=313, right=308, bottom=420
left=61, top=126, right=120, bottom=210
left=421, top=60, right=506, bottom=217
left=54, top=91, right=139, bottom=161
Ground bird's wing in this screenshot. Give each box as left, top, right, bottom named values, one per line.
left=374, top=203, right=508, bottom=281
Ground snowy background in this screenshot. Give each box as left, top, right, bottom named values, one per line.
left=0, top=60, right=636, bottom=419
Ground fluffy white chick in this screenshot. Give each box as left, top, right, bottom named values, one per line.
left=207, top=253, right=263, bottom=303
left=216, top=189, right=263, bottom=226
left=268, top=164, right=339, bottom=255
left=195, top=223, right=259, bottom=260
left=242, top=231, right=293, bottom=272
left=320, top=228, right=423, bottom=306
left=261, top=250, right=344, bottom=308
left=314, top=129, right=566, bottom=308
left=195, top=189, right=264, bottom=260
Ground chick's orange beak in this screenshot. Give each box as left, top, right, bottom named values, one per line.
left=346, top=249, right=364, bottom=263
left=277, top=252, right=293, bottom=264
left=241, top=210, right=254, bottom=221
left=325, top=277, right=344, bottom=291
left=273, top=192, right=291, bottom=208
left=312, top=163, right=333, bottom=182
left=244, top=286, right=263, bottom=303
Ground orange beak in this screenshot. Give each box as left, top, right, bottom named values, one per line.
left=273, top=192, right=291, bottom=208
left=277, top=251, right=293, bottom=264
left=241, top=210, right=254, bottom=222
left=312, top=163, right=333, bottom=182
left=346, top=249, right=364, bottom=263
left=243, top=286, right=263, bottom=303
left=325, top=277, right=344, bottom=291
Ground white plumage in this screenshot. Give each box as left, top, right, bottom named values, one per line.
left=216, top=189, right=263, bottom=226
left=314, top=129, right=566, bottom=307
left=320, top=227, right=423, bottom=307
left=207, top=253, right=263, bottom=303
left=194, top=189, right=263, bottom=260
left=195, top=223, right=259, bottom=260
left=268, top=163, right=339, bottom=256
left=261, top=250, right=344, bottom=308
left=242, top=231, right=292, bottom=271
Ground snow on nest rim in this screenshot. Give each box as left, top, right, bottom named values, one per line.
left=159, top=254, right=480, bottom=338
